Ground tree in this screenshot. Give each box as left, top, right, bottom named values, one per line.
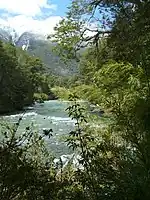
left=50, top=0, right=149, bottom=62
left=48, top=0, right=150, bottom=199
left=0, top=41, right=28, bottom=113
left=0, top=41, right=50, bottom=113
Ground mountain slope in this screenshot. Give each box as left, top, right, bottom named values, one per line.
left=0, top=27, right=78, bottom=76
left=27, top=38, right=70, bottom=75
left=0, top=25, right=17, bottom=43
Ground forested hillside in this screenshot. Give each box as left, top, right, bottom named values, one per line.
left=27, top=38, right=78, bottom=76
left=16, top=32, right=74, bottom=75
left=0, top=28, right=78, bottom=76
left=0, top=41, right=52, bottom=114
left=1, top=0, right=150, bottom=200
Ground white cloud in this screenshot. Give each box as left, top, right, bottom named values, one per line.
left=2, top=15, right=61, bottom=35
left=0, top=0, right=61, bottom=35
left=0, top=0, right=57, bottom=16
left=0, top=18, right=7, bottom=25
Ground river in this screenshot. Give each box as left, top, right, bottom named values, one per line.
left=0, top=100, right=75, bottom=157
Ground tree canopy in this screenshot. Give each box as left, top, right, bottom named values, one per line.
left=0, top=41, right=51, bottom=113
left=48, top=0, right=150, bottom=199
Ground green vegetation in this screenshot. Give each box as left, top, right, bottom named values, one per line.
left=0, top=119, right=78, bottom=200
left=1, top=0, right=150, bottom=199
left=27, top=38, right=78, bottom=76
left=0, top=41, right=58, bottom=114
left=50, top=0, right=150, bottom=199
left=28, top=39, right=68, bottom=75
left=33, top=93, right=49, bottom=102
left=51, top=87, right=71, bottom=100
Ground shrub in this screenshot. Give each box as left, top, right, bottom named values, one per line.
left=34, top=93, right=48, bottom=102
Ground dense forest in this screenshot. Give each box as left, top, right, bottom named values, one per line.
left=0, top=40, right=61, bottom=114
left=1, top=0, right=150, bottom=199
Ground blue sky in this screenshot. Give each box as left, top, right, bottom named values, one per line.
left=0, top=0, right=71, bottom=35
left=52, top=0, right=70, bottom=16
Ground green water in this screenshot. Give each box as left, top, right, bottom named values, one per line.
left=1, top=100, right=75, bottom=157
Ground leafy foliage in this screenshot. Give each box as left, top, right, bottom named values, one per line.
left=47, top=0, right=150, bottom=199
left=0, top=41, right=51, bottom=113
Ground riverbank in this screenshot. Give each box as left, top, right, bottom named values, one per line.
left=51, top=86, right=108, bottom=117
left=0, top=90, right=58, bottom=115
